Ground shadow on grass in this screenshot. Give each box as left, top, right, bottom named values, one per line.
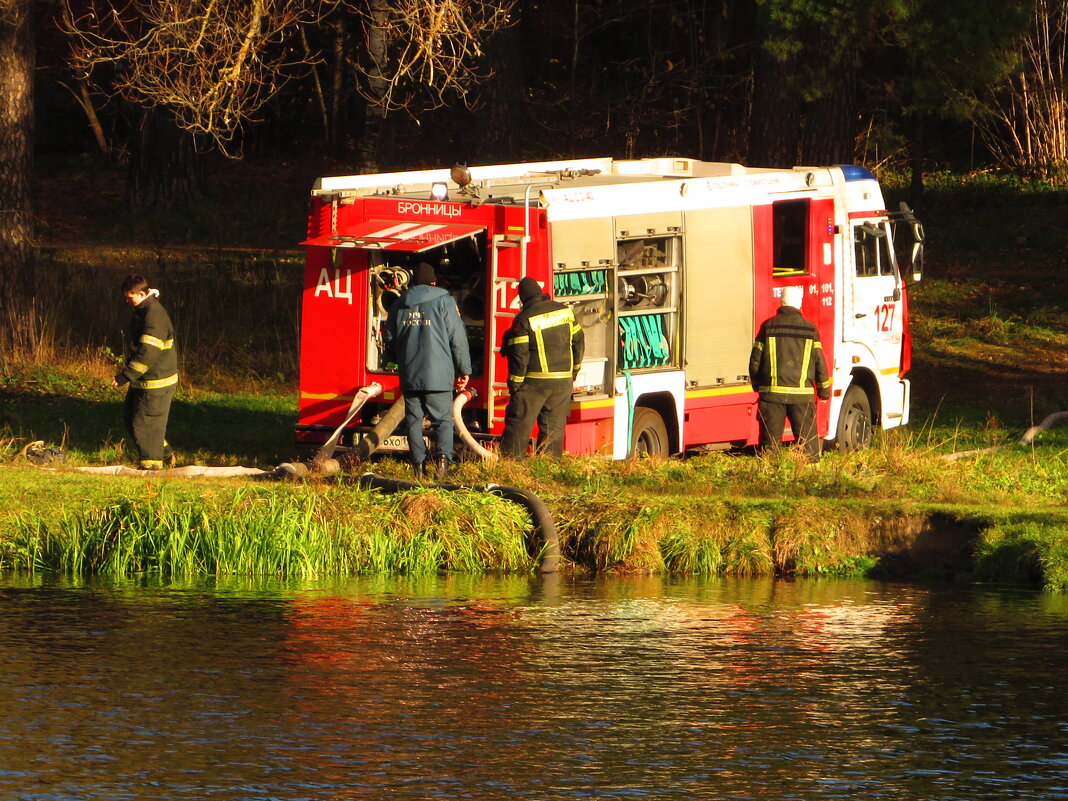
left=1, top=389, right=298, bottom=467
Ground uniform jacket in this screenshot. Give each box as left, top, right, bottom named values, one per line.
left=118, top=291, right=179, bottom=390
left=384, top=284, right=472, bottom=392
left=749, top=306, right=831, bottom=404
left=502, top=293, right=585, bottom=387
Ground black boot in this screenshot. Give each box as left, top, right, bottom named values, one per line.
left=434, top=453, right=450, bottom=482
left=412, top=460, right=427, bottom=480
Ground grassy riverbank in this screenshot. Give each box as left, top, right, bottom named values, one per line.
left=1, top=165, right=1066, bottom=587
left=2, top=418, right=1067, bottom=587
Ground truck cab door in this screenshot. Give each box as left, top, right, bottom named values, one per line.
left=845, top=219, right=904, bottom=373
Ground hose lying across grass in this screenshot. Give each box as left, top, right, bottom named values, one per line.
left=940, top=409, right=1068, bottom=461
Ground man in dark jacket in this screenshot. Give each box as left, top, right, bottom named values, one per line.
left=111, top=273, right=179, bottom=470
left=749, top=285, right=831, bottom=462
left=500, top=276, right=585, bottom=458
left=384, top=262, right=472, bottom=479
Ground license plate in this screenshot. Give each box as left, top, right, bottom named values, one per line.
left=356, top=433, right=427, bottom=453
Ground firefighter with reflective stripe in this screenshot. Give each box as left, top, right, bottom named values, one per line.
left=110, top=274, right=178, bottom=470
left=500, top=277, right=585, bottom=458
left=749, top=285, right=831, bottom=462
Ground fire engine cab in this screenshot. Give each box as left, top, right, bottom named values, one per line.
left=297, top=157, right=924, bottom=459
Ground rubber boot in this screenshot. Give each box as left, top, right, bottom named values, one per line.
left=434, top=453, right=450, bottom=482
left=412, top=460, right=427, bottom=480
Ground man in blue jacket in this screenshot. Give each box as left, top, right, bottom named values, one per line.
left=384, top=262, right=472, bottom=480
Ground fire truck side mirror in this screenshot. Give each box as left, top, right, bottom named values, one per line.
left=897, top=202, right=925, bottom=283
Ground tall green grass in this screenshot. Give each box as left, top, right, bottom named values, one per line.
left=6, top=485, right=533, bottom=578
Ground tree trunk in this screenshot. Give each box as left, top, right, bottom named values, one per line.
left=0, top=0, right=36, bottom=356
left=747, top=45, right=802, bottom=167
left=909, top=112, right=925, bottom=207
left=801, top=62, right=858, bottom=165
left=358, top=0, right=390, bottom=172
left=329, top=17, right=346, bottom=157
left=475, top=17, right=524, bottom=163
left=126, top=106, right=202, bottom=213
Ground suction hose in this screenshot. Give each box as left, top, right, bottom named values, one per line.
left=352, top=472, right=560, bottom=574
left=453, top=388, right=499, bottom=462
left=313, top=382, right=383, bottom=464
left=350, top=396, right=407, bottom=462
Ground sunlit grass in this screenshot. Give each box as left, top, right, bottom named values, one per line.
left=4, top=483, right=533, bottom=578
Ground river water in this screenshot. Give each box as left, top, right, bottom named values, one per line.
left=1, top=573, right=1065, bottom=800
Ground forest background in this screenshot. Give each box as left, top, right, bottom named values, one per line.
left=1, top=0, right=1066, bottom=380
left=0, top=1, right=1066, bottom=585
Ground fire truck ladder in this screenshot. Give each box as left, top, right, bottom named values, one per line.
left=488, top=233, right=523, bottom=431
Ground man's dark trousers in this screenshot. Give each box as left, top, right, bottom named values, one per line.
left=123, top=386, right=174, bottom=467
left=403, top=390, right=455, bottom=464
left=500, top=378, right=573, bottom=457
left=757, top=399, right=820, bottom=461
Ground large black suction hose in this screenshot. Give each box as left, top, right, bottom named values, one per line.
left=353, top=473, right=560, bottom=574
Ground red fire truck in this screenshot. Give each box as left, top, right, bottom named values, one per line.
left=297, top=157, right=923, bottom=459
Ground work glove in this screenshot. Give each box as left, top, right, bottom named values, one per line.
left=507, top=380, right=522, bottom=395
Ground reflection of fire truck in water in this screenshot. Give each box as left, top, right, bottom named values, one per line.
left=297, top=157, right=924, bottom=458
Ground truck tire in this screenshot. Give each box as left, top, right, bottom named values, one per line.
left=832, top=384, right=873, bottom=452
left=630, top=407, right=669, bottom=457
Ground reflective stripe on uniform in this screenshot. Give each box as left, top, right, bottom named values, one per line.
left=140, top=334, right=173, bottom=350
left=529, top=308, right=575, bottom=331
left=129, top=361, right=149, bottom=375
left=758, top=384, right=816, bottom=396
left=133, top=373, right=179, bottom=390
left=798, top=340, right=813, bottom=389
left=530, top=308, right=576, bottom=374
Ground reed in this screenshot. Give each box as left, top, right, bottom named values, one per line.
left=7, top=485, right=534, bottom=578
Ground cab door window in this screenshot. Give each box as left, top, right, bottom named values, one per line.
left=772, top=199, right=810, bottom=277
left=853, top=223, right=892, bottom=277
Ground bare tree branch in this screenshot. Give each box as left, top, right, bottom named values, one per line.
left=62, top=0, right=334, bottom=155
left=348, top=0, right=515, bottom=113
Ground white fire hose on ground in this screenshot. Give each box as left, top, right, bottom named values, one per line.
left=940, top=410, right=1068, bottom=461
left=453, top=388, right=499, bottom=462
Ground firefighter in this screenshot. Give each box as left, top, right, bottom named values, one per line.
left=500, top=276, right=585, bottom=458
left=749, top=285, right=831, bottom=462
left=384, top=262, right=471, bottom=480
left=110, top=274, right=179, bottom=470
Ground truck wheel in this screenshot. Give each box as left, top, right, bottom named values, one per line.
left=630, top=408, right=669, bottom=457
left=833, top=385, right=873, bottom=452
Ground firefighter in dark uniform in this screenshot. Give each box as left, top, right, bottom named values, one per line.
left=500, top=277, right=585, bottom=458
left=111, top=274, right=179, bottom=470
left=749, top=285, right=831, bottom=462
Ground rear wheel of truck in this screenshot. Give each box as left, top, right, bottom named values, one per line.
left=630, top=407, right=669, bottom=457
left=832, top=384, right=873, bottom=452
